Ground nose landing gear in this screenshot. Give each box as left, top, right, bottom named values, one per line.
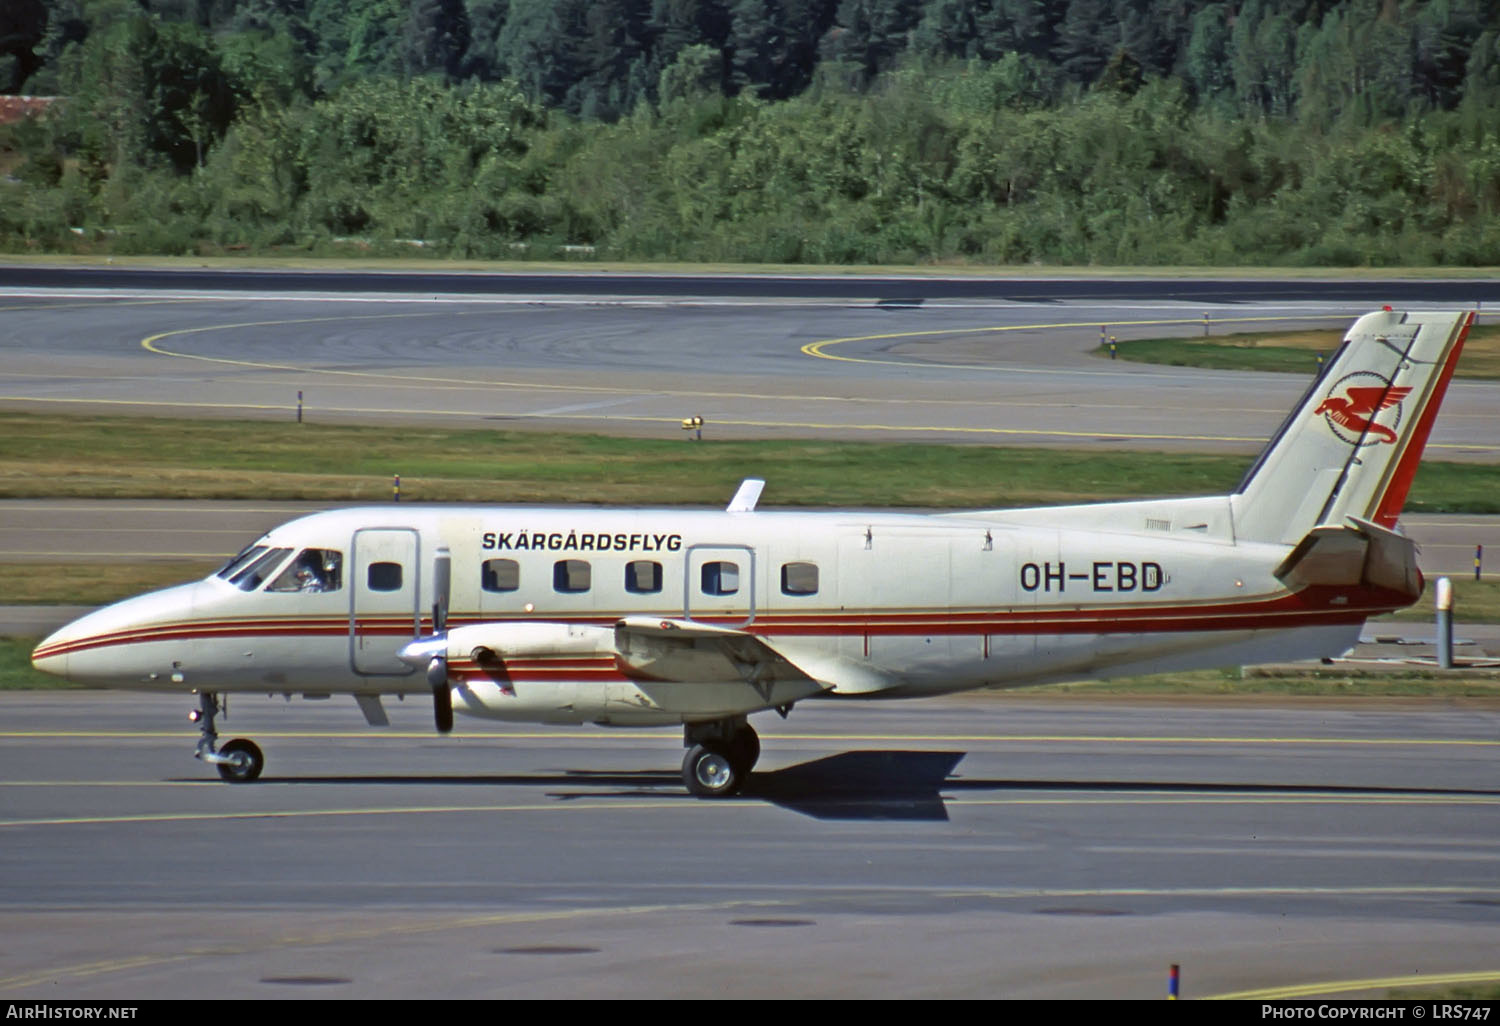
left=191, top=691, right=265, bottom=783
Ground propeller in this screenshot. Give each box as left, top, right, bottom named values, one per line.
left=428, top=546, right=452, bottom=734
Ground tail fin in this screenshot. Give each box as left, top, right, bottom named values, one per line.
left=1232, top=309, right=1472, bottom=546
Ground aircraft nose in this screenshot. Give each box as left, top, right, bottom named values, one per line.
left=32, top=610, right=106, bottom=682
left=31, top=627, right=69, bottom=679
left=28, top=581, right=203, bottom=686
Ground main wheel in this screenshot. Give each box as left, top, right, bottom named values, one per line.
left=728, top=726, right=760, bottom=777
left=216, top=738, right=264, bottom=783
left=682, top=743, right=740, bottom=798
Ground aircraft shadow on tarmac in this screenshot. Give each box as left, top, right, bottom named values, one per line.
left=198, top=750, right=1500, bottom=822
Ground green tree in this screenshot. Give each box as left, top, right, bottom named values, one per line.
left=460, top=0, right=509, bottom=79
left=821, top=0, right=923, bottom=80
left=658, top=42, right=725, bottom=103
left=495, top=0, right=586, bottom=108
left=1184, top=3, right=1233, bottom=103
left=650, top=0, right=732, bottom=59
left=219, top=25, right=315, bottom=107
left=1294, top=0, right=1413, bottom=127
left=569, top=0, right=652, bottom=119
left=402, top=0, right=470, bottom=80
left=54, top=14, right=235, bottom=174
left=0, top=0, right=47, bottom=92
left=1411, top=0, right=1484, bottom=109
left=1232, top=0, right=1299, bottom=116
left=306, top=0, right=405, bottom=91
left=1052, top=0, right=1110, bottom=85
left=728, top=0, right=836, bottom=99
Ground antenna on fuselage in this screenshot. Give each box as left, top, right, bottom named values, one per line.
left=726, top=478, right=765, bottom=513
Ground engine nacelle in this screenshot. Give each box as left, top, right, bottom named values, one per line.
left=446, top=622, right=615, bottom=661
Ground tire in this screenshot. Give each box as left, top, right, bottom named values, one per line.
left=728, top=726, right=760, bottom=778
left=216, top=738, right=264, bottom=783
left=682, top=743, right=740, bottom=798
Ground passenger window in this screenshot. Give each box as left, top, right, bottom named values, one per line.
left=229, top=547, right=292, bottom=592
left=267, top=549, right=343, bottom=593
left=781, top=562, right=818, bottom=596
left=367, top=561, right=403, bottom=592
left=625, top=560, right=662, bottom=594
left=482, top=558, right=520, bottom=593
left=701, top=561, right=739, bottom=596
left=554, top=559, right=591, bottom=593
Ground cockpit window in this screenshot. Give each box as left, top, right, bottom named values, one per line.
left=267, top=549, right=344, bottom=593
left=217, top=544, right=268, bottom=581
left=227, top=547, right=293, bottom=591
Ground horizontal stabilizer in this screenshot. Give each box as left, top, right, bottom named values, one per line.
left=1273, top=516, right=1422, bottom=601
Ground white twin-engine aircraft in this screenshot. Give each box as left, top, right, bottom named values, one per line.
left=32, top=309, right=1473, bottom=796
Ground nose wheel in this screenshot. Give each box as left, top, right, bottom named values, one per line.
left=682, top=720, right=759, bottom=798
left=215, top=738, right=265, bottom=782
left=191, top=691, right=265, bottom=783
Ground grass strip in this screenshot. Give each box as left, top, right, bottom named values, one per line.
left=1, top=413, right=1497, bottom=512
left=1, top=562, right=222, bottom=605
left=0, top=636, right=84, bottom=689
left=1381, top=578, right=1500, bottom=623
left=1038, top=666, right=1500, bottom=698
left=8, top=254, right=1500, bottom=279
left=1098, top=323, right=1500, bottom=377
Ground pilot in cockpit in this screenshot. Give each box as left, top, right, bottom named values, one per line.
left=267, top=549, right=343, bottom=593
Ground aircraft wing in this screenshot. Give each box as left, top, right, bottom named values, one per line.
left=613, top=616, right=829, bottom=692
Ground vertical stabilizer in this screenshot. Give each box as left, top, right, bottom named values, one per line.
left=1231, top=309, right=1472, bottom=545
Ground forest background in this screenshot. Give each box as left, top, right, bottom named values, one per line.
left=1, top=0, right=1498, bottom=266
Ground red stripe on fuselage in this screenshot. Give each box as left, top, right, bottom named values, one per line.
left=35, top=584, right=1405, bottom=662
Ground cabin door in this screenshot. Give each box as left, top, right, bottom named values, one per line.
left=349, top=526, right=422, bottom=676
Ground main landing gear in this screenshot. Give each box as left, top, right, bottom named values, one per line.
left=682, top=719, right=760, bottom=798
left=190, top=691, right=264, bottom=783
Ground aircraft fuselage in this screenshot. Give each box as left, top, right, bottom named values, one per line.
left=32, top=502, right=1392, bottom=727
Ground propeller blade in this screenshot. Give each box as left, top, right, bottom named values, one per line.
left=432, top=545, right=451, bottom=634
left=428, top=654, right=453, bottom=734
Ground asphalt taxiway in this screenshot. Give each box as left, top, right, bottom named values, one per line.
left=2, top=691, right=1498, bottom=999
left=2, top=273, right=1496, bottom=454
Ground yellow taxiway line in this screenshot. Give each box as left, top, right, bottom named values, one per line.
left=1206, top=968, right=1500, bottom=1000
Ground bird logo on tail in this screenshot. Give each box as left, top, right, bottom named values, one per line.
left=1313, top=372, right=1411, bottom=446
